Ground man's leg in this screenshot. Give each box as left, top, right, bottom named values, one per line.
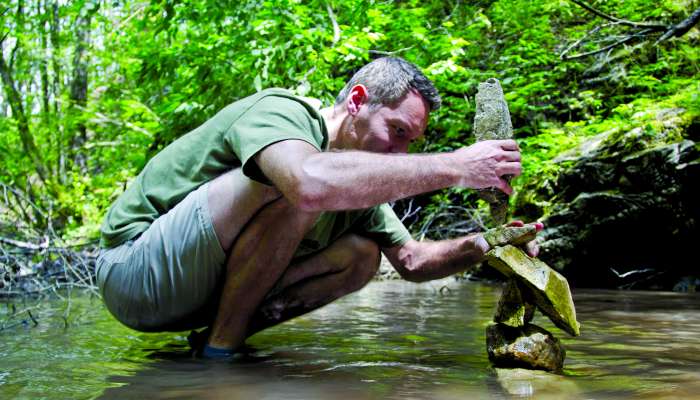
left=247, top=233, right=381, bottom=337
left=205, top=169, right=380, bottom=352
left=206, top=195, right=321, bottom=351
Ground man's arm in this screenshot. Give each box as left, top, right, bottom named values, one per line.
left=254, top=138, right=521, bottom=212
left=382, top=222, right=541, bottom=282
left=382, top=236, right=489, bottom=282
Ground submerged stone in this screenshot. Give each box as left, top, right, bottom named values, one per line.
left=494, top=279, right=535, bottom=328
left=486, top=245, right=580, bottom=336
left=486, top=323, right=565, bottom=372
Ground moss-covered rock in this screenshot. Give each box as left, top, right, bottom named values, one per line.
left=483, top=224, right=538, bottom=248
left=494, top=279, right=535, bottom=328
left=514, top=88, right=700, bottom=289
left=486, top=245, right=580, bottom=336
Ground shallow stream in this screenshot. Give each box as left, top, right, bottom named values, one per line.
left=2, top=280, right=699, bottom=399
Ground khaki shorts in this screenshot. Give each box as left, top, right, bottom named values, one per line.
left=96, top=182, right=226, bottom=332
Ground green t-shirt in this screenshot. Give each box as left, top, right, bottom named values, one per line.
left=100, top=88, right=412, bottom=256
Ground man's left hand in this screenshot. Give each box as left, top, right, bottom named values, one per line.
left=477, top=220, right=543, bottom=258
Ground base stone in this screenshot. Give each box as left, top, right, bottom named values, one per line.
left=486, top=323, right=565, bottom=372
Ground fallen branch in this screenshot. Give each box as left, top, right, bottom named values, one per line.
left=1, top=182, right=98, bottom=298
left=569, top=0, right=666, bottom=29
left=656, top=6, right=700, bottom=44
left=0, top=236, right=47, bottom=251
left=563, top=28, right=655, bottom=60
left=561, top=1, right=700, bottom=60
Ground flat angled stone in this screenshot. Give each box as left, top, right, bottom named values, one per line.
left=494, top=279, right=535, bottom=328
left=483, top=224, right=537, bottom=248
left=486, top=245, right=580, bottom=336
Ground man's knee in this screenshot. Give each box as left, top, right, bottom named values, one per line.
left=208, top=168, right=281, bottom=252
left=342, top=234, right=381, bottom=287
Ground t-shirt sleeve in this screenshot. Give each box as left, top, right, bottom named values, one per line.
left=224, top=94, right=324, bottom=184
left=356, top=203, right=413, bottom=248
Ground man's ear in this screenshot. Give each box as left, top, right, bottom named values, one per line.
left=346, top=84, right=368, bottom=116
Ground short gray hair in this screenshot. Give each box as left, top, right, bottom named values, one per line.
left=335, top=57, right=441, bottom=112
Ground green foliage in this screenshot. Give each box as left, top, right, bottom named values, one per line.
left=0, top=0, right=697, bottom=240
left=513, top=81, right=699, bottom=219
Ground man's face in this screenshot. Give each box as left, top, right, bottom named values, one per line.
left=350, top=89, right=430, bottom=154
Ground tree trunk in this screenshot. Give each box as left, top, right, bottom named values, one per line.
left=0, top=48, right=49, bottom=185
left=0, top=2, right=50, bottom=185
left=51, top=0, right=65, bottom=182
left=68, top=2, right=100, bottom=175
left=39, top=0, right=51, bottom=125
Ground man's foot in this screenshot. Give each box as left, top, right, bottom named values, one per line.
left=188, top=328, right=257, bottom=360
left=201, top=344, right=236, bottom=359
left=187, top=328, right=210, bottom=356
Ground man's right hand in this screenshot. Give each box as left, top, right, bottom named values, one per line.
left=449, top=139, right=522, bottom=195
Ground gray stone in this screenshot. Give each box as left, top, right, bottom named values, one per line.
left=494, top=279, right=535, bottom=328
left=473, top=78, right=514, bottom=141
left=486, top=323, right=566, bottom=372
left=473, top=78, right=513, bottom=224
left=486, top=245, right=580, bottom=336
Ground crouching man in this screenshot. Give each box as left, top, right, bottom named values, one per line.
left=96, top=57, right=539, bottom=358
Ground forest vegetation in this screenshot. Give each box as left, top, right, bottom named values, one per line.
left=1, top=0, right=698, bottom=293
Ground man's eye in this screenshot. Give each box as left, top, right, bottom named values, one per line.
left=395, top=126, right=406, bottom=137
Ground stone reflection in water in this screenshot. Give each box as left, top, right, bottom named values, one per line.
left=494, top=368, right=581, bottom=398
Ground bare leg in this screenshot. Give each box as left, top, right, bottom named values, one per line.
left=205, top=169, right=379, bottom=351
left=247, top=233, right=381, bottom=337
left=207, top=168, right=280, bottom=253
left=207, top=196, right=320, bottom=350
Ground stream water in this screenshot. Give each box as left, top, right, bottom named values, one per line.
left=1, top=280, right=699, bottom=399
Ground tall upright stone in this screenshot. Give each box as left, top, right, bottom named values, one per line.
left=473, top=78, right=514, bottom=224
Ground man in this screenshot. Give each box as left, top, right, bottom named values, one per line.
left=96, top=57, right=539, bottom=359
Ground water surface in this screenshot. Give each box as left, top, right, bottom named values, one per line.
left=2, top=280, right=699, bottom=399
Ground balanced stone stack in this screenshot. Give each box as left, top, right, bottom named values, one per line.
left=485, top=245, right=580, bottom=372
left=473, top=78, right=580, bottom=372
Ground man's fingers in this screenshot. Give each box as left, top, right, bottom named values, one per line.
left=496, top=162, right=522, bottom=177
left=501, top=150, right=521, bottom=162
left=524, top=240, right=539, bottom=258
left=507, top=220, right=524, bottom=227
left=496, top=178, right=513, bottom=195
left=497, top=139, right=519, bottom=151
